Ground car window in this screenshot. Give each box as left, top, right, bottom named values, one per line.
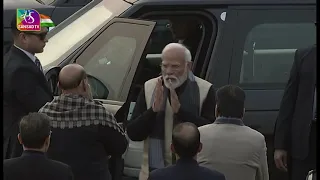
left=148, top=19, right=174, bottom=54
left=240, top=23, right=316, bottom=84
left=81, top=36, right=136, bottom=100
left=75, top=20, right=155, bottom=101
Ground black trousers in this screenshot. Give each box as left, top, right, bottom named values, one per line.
left=289, top=122, right=316, bottom=180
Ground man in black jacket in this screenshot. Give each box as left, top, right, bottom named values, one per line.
left=4, top=113, right=74, bottom=180
left=149, top=122, right=225, bottom=180
left=3, top=16, right=53, bottom=159
left=39, top=64, right=128, bottom=180
left=127, top=43, right=216, bottom=180
left=274, top=44, right=316, bottom=180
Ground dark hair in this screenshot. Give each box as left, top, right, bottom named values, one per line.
left=216, top=85, right=246, bottom=118
left=172, top=122, right=200, bottom=158
left=19, top=113, right=51, bottom=149
left=58, top=68, right=87, bottom=90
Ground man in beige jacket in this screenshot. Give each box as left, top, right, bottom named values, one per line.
left=197, top=85, right=269, bottom=180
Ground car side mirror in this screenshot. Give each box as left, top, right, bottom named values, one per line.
left=87, top=74, right=109, bottom=99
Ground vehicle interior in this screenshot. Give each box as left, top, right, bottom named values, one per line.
left=241, top=23, right=315, bottom=84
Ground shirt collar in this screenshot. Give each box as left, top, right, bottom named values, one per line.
left=214, top=116, right=244, bottom=126
left=14, top=44, right=37, bottom=63
left=22, top=150, right=46, bottom=157
left=176, top=158, right=198, bottom=166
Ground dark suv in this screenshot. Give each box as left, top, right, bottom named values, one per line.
left=36, top=0, right=316, bottom=179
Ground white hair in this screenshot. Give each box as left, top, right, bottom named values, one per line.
left=184, top=47, right=192, bottom=62
left=162, top=43, right=192, bottom=62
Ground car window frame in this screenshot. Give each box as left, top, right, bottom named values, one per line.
left=205, top=8, right=236, bottom=88
left=37, top=0, right=131, bottom=69
left=74, top=18, right=156, bottom=102
left=229, top=6, right=316, bottom=90
left=136, top=10, right=217, bottom=79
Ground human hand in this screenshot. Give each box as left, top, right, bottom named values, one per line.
left=152, top=78, right=164, bottom=112
left=274, top=149, right=288, bottom=172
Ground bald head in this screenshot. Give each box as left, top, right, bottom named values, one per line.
left=162, top=43, right=192, bottom=62
left=58, top=64, right=87, bottom=90
left=172, top=122, right=201, bottom=158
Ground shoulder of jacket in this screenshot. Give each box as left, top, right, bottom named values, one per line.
left=194, top=76, right=213, bottom=90
left=144, top=77, right=160, bottom=89
left=194, top=76, right=212, bottom=85
left=3, top=158, right=19, bottom=167
left=5, top=59, right=33, bottom=75
left=198, top=124, right=215, bottom=131
left=244, top=126, right=265, bottom=141
left=199, top=166, right=225, bottom=178
left=49, top=159, right=71, bottom=169
left=149, top=165, right=173, bottom=177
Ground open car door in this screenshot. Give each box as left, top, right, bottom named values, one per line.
left=45, top=17, right=156, bottom=179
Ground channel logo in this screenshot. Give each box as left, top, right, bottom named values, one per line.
left=17, top=9, right=55, bottom=31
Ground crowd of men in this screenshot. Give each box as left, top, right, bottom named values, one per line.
left=3, top=15, right=316, bottom=180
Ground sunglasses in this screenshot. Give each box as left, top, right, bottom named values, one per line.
left=23, top=32, right=47, bottom=41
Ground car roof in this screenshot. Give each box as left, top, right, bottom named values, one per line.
left=134, top=0, right=315, bottom=6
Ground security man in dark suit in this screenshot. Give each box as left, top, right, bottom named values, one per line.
left=3, top=16, right=53, bottom=159
left=274, top=44, right=316, bottom=180
left=148, top=122, right=226, bottom=180
left=3, top=113, right=74, bottom=180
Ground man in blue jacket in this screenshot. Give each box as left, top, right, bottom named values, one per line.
left=148, top=122, right=225, bottom=180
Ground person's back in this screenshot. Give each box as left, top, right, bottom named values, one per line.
left=46, top=125, right=113, bottom=179
left=3, top=113, right=74, bottom=180
left=150, top=159, right=225, bottom=180
left=198, top=123, right=266, bottom=180
left=149, top=122, right=225, bottom=180
left=197, top=85, right=269, bottom=180
left=4, top=151, right=73, bottom=180
left=39, top=64, right=128, bottom=180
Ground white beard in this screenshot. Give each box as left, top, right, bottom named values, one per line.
left=163, top=72, right=188, bottom=89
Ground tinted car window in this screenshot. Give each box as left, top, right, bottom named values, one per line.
left=240, top=23, right=316, bottom=84
left=148, top=19, right=174, bottom=54
left=81, top=35, right=137, bottom=100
